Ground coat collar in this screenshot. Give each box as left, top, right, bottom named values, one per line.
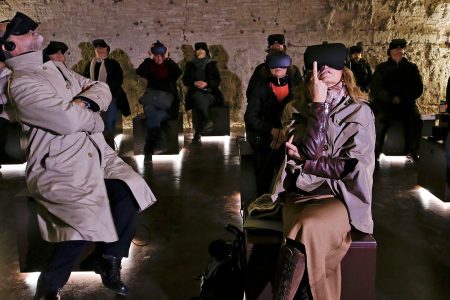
left=5, top=50, right=47, bottom=71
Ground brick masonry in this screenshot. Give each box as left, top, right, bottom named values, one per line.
left=1, top=0, right=449, bottom=125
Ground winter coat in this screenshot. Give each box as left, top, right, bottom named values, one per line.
left=84, top=57, right=131, bottom=116
left=7, top=51, right=156, bottom=243
left=246, top=63, right=302, bottom=100
left=183, top=60, right=224, bottom=110
left=136, top=57, right=182, bottom=119
left=244, top=76, right=295, bottom=149
left=370, top=57, right=423, bottom=112
left=274, top=93, right=375, bottom=234
left=348, top=58, right=372, bottom=92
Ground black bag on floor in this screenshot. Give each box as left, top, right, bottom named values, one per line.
left=198, top=224, right=245, bottom=300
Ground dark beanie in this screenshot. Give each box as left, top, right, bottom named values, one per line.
left=388, top=38, right=407, bottom=51
left=349, top=45, right=363, bottom=55
left=194, top=42, right=210, bottom=57
left=267, top=34, right=285, bottom=46
left=151, top=40, right=167, bottom=55
left=43, top=41, right=69, bottom=55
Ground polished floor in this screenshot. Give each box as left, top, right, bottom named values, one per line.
left=0, top=128, right=450, bottom=300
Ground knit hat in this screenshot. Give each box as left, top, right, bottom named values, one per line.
left=92, top=39, right=110, bottom=52
left=43, top=41, right=68, bottom=55
left=388, top=38, right=407, bottom=51
left=349, top=45, right=363, bottom=55
left=150, top=40, right=167, bottom=55
left=267, top=34, right=285, bottom=47
left=194, top=42, right=210, bottom=57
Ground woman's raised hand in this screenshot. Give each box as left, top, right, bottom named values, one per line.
left=309, top=61, right=328, bottom=103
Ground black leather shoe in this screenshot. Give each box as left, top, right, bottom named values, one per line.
left=80, top=254, right=128, bottom=296
left=34, top=277, right=61, bottom=300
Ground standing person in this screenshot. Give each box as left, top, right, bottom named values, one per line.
left=244, top=51, right=295, bottom=197
left=246, top=34, right=302, bottom=100
left=136, top=40, right=182, bottom=158
left=43, top=41, right=68, bottom=63
left=348, top=43, right=372, bottom=92
left=84, top=39, right=131, bottom=148
left=370, top=38, right=423, bottom=162
left=271, top=43, right=375, bottom=300
left=1, top=12, right=156, bottom=299
left=183, top=42, right=224, bottom=143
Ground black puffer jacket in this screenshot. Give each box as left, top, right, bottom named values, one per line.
left=244, top=77, right=295, bottom=148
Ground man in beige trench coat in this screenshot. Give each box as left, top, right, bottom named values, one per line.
left=1, top=12, right=157, bottom=299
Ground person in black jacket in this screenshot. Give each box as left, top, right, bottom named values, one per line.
left=136, top=40, right=182, bottom=157
left=348, top=44, right=372, bottom=92
left=370, top=38, right=423, bottom=162
left=183, top=42, right=224, bottom=143
left=246, top=34, right=302, bottom=100
left=84, top=39, right=131, bottom=148
left=244, top=51, right=295, bottom=196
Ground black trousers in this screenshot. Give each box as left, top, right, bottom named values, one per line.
left=374, top=104, right=423, bottom=156
left=252, top=143, right=285, bottom=197
left=38, top=179, right=139, bottom=291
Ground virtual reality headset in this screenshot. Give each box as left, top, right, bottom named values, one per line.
left=151, top=40, right=167, bottom=55
left=265, top=52, right=292, bottom=68
left=304, top=43, right=347, bottom=71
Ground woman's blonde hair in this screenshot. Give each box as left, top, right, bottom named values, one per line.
left=292, top=66, right=368, bottom=110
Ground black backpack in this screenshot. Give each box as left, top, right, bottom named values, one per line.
left=197, top=224, right=246, bottom=300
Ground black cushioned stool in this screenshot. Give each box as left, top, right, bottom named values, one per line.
left=133, top=112, right=183, bottom=155
left=202, top=105, right=230, bottom=136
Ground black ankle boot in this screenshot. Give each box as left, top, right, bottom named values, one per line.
left=81, top=254, right=128, bottom=295
left=34, top=276, right=61, bottom=300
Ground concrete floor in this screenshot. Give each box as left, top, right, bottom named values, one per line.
left=0, top=128, right=450, bottom=300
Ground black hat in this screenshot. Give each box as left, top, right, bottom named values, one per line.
left=150, top=40, right=167, bottom=55
left=265, top=52, right=292, bottom=68
left=388, top=38, right=407, bottom=51
left=349, top=45, right=363, bottom=54
left=43, top=41, right=68, bottom=55
left=0, top=12, right=38, bottom=42
left=267, top=34, right=285, bottom=46
left=93, top=39, right=110, bottom=51
left=194, top=42, right=210, bottom=57
left=304, top=42, right=347, bottom=71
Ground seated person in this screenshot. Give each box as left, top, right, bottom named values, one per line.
left=136, top=40, right=182, bottom=157
left=370, top=38, right=423, bottom=162
left=183, top=42, right=224, bottom=143
left=270, top=43, right=375, bottom=300
left=244, top=51, right=295, bottom=197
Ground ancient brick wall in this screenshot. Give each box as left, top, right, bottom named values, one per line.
left=1, top=0, right=449, bottom=125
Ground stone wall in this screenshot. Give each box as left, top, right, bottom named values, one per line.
left=1, top=0, right=449, bottom=125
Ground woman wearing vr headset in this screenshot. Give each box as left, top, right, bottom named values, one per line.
left=136, top=40, right=182, bottom=159
left=271, top=43, right=375, bottom=300
left=244, top=51, right=295, bottom=197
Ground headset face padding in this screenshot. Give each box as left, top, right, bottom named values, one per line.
left=304, top=43, right=348, bottom=71
left=4, top=40, right=15, bottom=51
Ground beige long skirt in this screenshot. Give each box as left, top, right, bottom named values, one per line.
left=282, top=195, right=351, bottom=300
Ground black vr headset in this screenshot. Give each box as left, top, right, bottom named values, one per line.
left=304, top=43, right=347, bottom=71
left=265, top=52, right=292, bottom=69
left=151, top=40, right=167, bottom=55
left=0, top=12, right=39, bottom=52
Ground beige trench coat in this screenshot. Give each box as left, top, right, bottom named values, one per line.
left=7, top=51, right=156, bottom=243
left=273, top=96, right=375, bottom=234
